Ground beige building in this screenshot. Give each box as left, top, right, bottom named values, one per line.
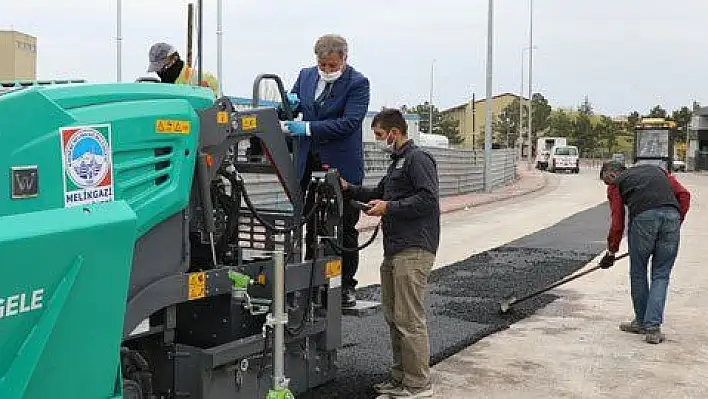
left=441, top=93, right=526, bottom=148
left=0, top=30, right=37, bottom=81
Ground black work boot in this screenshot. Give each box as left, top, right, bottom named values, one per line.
left=619, top=319, right=646, bottom=334
left=342, top=286, right=356, bottom=308
left=645, top=327, right=665, bottom=344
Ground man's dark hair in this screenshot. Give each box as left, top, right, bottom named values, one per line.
left=372, top=108, right=408, bottom=135
left=600, top=160, right=626, bottom=179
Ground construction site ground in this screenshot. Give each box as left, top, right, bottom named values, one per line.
left=429, top=170, right=708, bottom=399
left=302, top=166, right=708, bottom=399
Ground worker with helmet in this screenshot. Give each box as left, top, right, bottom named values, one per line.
left=147, top=42, right=219, bottom=96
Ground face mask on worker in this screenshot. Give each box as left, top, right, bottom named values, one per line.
left=318, top=68, right=342, bottom=83
left=157, top=59, right=183, bottom=84
left=375, top=131, right=395, bottom=153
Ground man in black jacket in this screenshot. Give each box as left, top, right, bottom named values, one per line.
left=341, top=108, right=439, bottom=398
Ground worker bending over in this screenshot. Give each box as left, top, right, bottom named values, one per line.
left=599, top=161, right=690, bottom=344
left=341, top=109, right=439, bottom=398
left=147, top=42, right=218, bottom=95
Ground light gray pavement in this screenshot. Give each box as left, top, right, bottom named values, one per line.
left=356, top=167, right=548, bottom=233
left=429, top=172, right=708, bottom=399
left=354, top=166, right=608, bottom=288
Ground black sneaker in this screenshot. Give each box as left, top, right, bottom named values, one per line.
left=342, top=286, right=356, bottom=308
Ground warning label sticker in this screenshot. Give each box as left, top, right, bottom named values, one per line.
left=156, top=119, right=191, bottom=135
left=188, top=272, right=206, bottom=300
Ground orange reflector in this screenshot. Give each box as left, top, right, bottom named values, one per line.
left=325, top=259, right=342, bottom=279
left=257, top=274, right=267, bottom=286
left=205, top=153, right=214, bottom=167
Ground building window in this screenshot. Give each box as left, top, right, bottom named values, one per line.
left=15, top=40, right=37, bottom=53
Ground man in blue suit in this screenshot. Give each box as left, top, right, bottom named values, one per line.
left=282, top=34, right=370, bottom=307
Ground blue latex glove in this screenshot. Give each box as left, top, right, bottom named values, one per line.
left=286, top=93, right=300, bottom=109
left=284, top=121, right=309, bottom=136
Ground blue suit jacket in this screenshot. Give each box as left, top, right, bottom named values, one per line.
left=290, top=65, right=370, bottom=185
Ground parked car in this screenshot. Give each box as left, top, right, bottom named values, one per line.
left=547, top=145, right=580, bottom=173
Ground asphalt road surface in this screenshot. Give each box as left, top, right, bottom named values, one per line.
left=302, top=201, right=611, bottom=399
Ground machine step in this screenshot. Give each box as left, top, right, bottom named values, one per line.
left=342, top=300, right=382, bottom=317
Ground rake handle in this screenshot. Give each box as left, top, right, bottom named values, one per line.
left=507, top=252, right=628, bottom=308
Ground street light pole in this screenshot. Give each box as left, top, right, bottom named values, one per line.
left=217, top=0, right=223, bottom=96
left=483, top=0, right=494, bottom=193
left=519, top=48, right=525, bottom=164
left=526, top=0, right=534, bottom=170
left=429, top=59, right=435, bottom=135
left=116, top=0, right=122, bottom=82
left=519, top=46, right=536, bottom=165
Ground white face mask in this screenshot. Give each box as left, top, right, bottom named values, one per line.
left=375, top=133, right=394, bottom=153
left=319, top=68, right=342, bottom=83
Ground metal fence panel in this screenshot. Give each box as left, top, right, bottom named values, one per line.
left=238, top=143, right=518, bottom=207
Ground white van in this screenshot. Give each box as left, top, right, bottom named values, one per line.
left=535, top=137, right=567, bottom=169
left=547, top=145, right=580, bottom=173
left=418, top=133, right=449, bottom=148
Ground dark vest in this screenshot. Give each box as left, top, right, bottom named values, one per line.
left=615, top=164, right=680, bottom=220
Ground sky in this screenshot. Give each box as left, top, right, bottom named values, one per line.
left=2, top=0, right=707, bottom=117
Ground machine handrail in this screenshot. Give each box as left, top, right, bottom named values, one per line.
left=251, top=74, right=294, bottom=120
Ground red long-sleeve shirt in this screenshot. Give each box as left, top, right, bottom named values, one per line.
left=607, top=173, right=691, bottom=253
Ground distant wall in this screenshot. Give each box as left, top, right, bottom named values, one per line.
left=240, top=144, right=519, bottom=208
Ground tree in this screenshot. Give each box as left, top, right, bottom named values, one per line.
left=531, top=93, right=552, bottom=134
left=407, top=103, right=431, bottom=134
left=571, top=112, right=597, bottom=156
left=566, top=96, right=599, bottom=156
left=406, top=102, right=465, bottom=145
left=596, top=115, right=620, bottom=155
left=670, top=106, right=692, bottom=129
left=492, top=113, right=517, bottom=147
left=494, top=93, right=550, bottom=148
left=647, top=105, right=667, bottom=118
left=627, top=111, right=641, bottom=130
left=438, top=116, right=464, bottom=145
left=492, top=99, right=522, bottom=147
left=547, top=109, right=573, bottom=137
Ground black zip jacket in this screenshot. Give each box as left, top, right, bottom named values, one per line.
left=347, top=140, right=440, bottom=256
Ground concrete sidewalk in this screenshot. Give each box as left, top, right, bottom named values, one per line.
left=356, top=168, right=547, bottom=232
left=429, top=173, right=708, bottom=399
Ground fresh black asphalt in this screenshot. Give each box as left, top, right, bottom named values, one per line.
left=301, top=202, right=611, bottom=399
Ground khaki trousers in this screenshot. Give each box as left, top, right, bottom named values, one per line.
left=380, top=247, right=435, bottom=388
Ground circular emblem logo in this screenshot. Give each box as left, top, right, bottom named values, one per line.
left=64, top=128, right=111, bottom=188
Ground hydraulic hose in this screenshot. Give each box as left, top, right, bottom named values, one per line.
left=223, top=171, right=319, bottom=234
left=323, top=222, right=381, bottom=253
left=286, top=194, right=320, bottom=337
left=220, top=170, right=383, bottom=256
